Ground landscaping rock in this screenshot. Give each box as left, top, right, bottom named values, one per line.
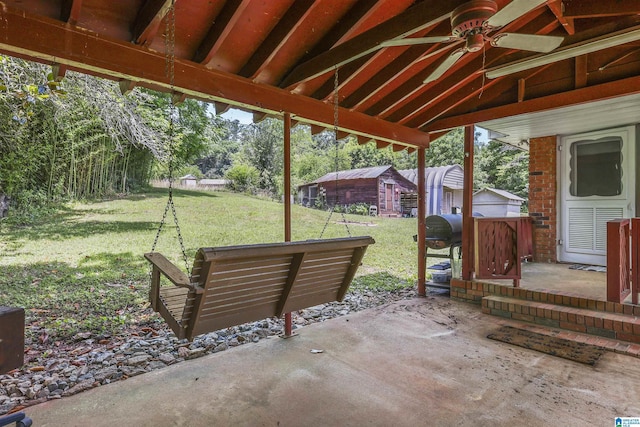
left=0, top=286, right=417, bottom=415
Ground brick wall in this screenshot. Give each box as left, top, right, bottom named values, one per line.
left=528, top=136, right=557, bottom=263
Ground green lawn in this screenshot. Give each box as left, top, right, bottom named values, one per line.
left=0, top=188, right=426, bottom=340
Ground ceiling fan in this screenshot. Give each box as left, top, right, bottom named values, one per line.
left=381, top=0, right=564, bottom=83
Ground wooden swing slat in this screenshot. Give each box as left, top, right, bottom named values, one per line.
left=144, top=236, right=374, bottom=341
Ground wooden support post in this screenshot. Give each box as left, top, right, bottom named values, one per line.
left=283, top=112, right=294, bottom=337
left=417, top=147, right=426, bottom=296
left=633, top=218, right=639, bottom=305
left=462, top=125, right=475, bottom=280
left=284, top=112, right=292, bottom=243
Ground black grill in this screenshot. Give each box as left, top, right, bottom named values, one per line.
left=425, top=214, right=463, bottom=249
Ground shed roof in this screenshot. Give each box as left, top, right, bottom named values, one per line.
left=473, top=188, right=525, bottom=201
left=398, top=165, right=462, bottom=188
left=311, top=165, right=393, bottom=184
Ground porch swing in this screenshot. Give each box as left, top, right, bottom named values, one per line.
left=144, top=3, right=374, bottom=341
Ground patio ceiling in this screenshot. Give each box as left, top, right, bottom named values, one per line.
left=1, top=1, right=640, bottom=150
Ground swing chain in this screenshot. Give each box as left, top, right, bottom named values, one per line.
left=320, top=66, right=351, bottom=238
left=150, top=0, right=191, bottom=275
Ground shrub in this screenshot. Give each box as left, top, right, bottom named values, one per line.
left=224, top=163, right=259, bottom=193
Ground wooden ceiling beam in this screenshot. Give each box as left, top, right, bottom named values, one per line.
left=119, top=79, right=137, bottom=95
left=193, top=0, right=253, bottom=65
left=547, top=0, right=574, bottom=35
left=562, top=0, right=640, bottom=19
left=370, top=7, right=556, bottom=119
left=412, top=76, right=510, bottom=129
left=575, top=55, right=588, bottom=88
left=424, top=74, right=640, bottom=133
left=315, top=22, right=453, bottom=102
left=279, top=0, right=467, bottom=89
left=303, top=0, right=419, bottom=99
left=238, top=1, right=315, bottom=79
left=312, top=54, right=373, bottom=101
left=253, top=112, right=270, bottom=123
left=363, top=47, right=459, bottom=117
left=60, top=0, right=83, bottom=26
left=214, top=102, right=231, bottom=115
left=310, top=125, right=326, bottom=135
left=51, top=63, right=68, bottom=81
left=0, top=5, right=429, bottom=147
left=341, top=21, right=452, bottom=110
left=132, top=0, right=172, bottom=46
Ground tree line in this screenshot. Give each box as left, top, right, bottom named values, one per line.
left=0, top=55, right=528, bottom=222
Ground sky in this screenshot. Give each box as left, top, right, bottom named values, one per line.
left=217, top=107, right=490, bottom=143
left=220, top=108, right=254, bottom=124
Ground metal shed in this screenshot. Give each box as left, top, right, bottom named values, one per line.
left=399, top=165, right=464, bottom=216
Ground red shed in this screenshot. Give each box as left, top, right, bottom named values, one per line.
left=298, top=165, right=416, bottom=217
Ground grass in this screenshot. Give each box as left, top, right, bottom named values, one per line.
left=0, top=188, right=428, bottom=341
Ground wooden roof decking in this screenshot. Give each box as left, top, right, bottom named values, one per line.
left=1, top=1, right=640, bottom=149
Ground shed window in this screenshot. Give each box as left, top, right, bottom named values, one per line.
left=569, top=138, right=622, bottom=197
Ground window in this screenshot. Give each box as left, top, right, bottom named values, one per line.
left=569, top=137, right=622, bottom=197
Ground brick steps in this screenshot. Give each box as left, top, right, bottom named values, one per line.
left=493, top=319, right=640, bottom=359
left=483, top=295, right=640, bottom=345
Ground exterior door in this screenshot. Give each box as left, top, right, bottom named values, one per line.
left=560, top=126, right=635, bottom=265
left=385, top=184, right=393, bottom=211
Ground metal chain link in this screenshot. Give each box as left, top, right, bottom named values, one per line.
left=320, top=66, right=351, bottom=238
left=150, top=0, right=191, bottom=275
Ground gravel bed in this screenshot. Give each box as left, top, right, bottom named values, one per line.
left=0, top=287, right=418, bottom=415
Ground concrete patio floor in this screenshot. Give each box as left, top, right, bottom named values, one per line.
left=24, top=294, right=640, bottom=427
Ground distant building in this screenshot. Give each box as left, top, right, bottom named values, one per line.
left=472, top=188, right=525, bottom=217
left=399, top=165, right=464, bottom=216
left=179, top=174, right=197, bottom=188
left=198, top=179, right=230, bottom=191
left=298, top=165, right=416, bottom=217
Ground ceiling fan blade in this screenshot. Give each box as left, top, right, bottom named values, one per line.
left=381, top=36, right=456, bottom=48
left=424, top=49, right=465, bottom=84
left=492, top=33, right=564, bottom=53
left=485, top=0, right=547, bottom=28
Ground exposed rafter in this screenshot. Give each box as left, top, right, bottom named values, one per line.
left=340, top=34, right=448, bottom=109
left=132, top=0, right=172, bottom=46
left=238, top=1, right=315, bottom=79
left=60, top=0, right=83, bottom=26
left=425, top=74, right=640, bottom=133
left=562, top=0, right=640, bottom=19
left=0, top=4, right=428, bottom=148
left=547, top=0, right=574, bottom=35
left=279, top=0, right=467, bottom=89
left=193, top=0, right=253, bottom=65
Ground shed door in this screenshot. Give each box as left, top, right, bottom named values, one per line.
left=560, top=126, right=635, bottom=266
left=385, top=184, right=393, bottom=210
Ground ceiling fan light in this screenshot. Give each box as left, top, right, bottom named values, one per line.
left=466, top=33, right=485, bottom=52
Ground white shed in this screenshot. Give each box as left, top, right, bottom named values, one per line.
left=179, top=174, right=197, bottom=188
left=472, top=188, right=524, bottom=217
left=199, top=179, right=230, bottom=190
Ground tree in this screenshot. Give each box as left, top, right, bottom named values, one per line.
left=425, top=128, right=465, bottom=167
left=0, top=55, right=224, bottom=219
left=240, top=119, right=284, bottom=196
left=196, top=117, right=241, bottom=178
left=476, top=140, right=529, bottom=201
left=225, top=163, right=259, bottom=193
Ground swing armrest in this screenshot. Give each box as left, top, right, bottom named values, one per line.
left=144, top=252, right=192, bottom=289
